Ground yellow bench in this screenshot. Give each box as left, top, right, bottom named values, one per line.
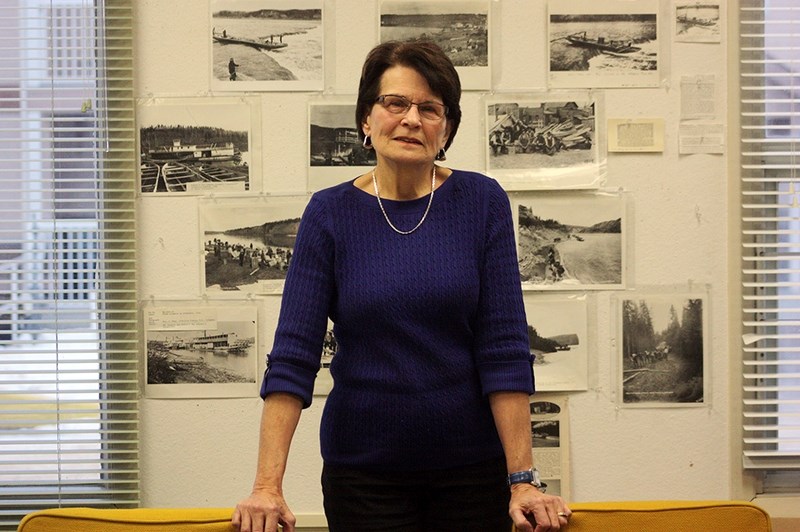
left=18, top=500, right=771, bottom=532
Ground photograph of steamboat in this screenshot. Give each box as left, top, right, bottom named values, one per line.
left=146, top=329, right=256, bottom=385
left=140, top=125, right=249, bottom=193
left=309, top=104, right=378, bottom=167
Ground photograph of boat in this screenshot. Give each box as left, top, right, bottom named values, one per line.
left=140, top=161, right=160, bottom=193
left=140, top=138, right=249, bottom=193
left=147, top=139, right=241, bottom=163
left=159, top=161, right=248, bottom=193
left=547, top=1, right=660, bottom=88
left=137, top=96, right=255, bottom=194
left=674, top=1, right=720, bottom=42
left=565, top=31, right=639, bottom=54
left=210, top=0, right=323, bottom=89
left=212, top=29, right=288, bottom=51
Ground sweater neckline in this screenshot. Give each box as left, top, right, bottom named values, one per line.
left=348, top=168, right=458, bottom=214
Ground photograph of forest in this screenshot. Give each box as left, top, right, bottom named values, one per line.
left=620, top=295, right=705, bottom=404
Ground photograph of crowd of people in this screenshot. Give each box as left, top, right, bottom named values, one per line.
left=200, top=197, right=308, bottom=294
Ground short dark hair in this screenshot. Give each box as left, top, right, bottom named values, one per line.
left=356, top=40, right=462, bottom=152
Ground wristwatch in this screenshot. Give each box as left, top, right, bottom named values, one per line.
left=507, top=468, right=547, bottom=492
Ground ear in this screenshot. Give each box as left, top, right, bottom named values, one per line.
left=441, top=122, right=452, bottom=147
left=362, top=115, right=371, bottom=137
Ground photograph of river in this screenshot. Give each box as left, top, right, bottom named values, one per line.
left=200, top=196, right=308, bottom=295
left=548, top=0, right=661, bottom=88
left=210, top=0, right=323, bottom=91
left=514, top=192, right=625, bottom=290
left=137, top=97, right=255, bottom=195
left=144, top=305, right=258, bottom=398
left=523, top=296, right=588, bottom=391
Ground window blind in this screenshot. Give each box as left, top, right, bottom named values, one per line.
left=740, top=0, right=800, bottom=471
left=0, top=0, right=138, bottom=528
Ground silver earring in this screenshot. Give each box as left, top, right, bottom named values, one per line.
left=436, top=148, right=447, bottom=161
left=363, top=135, right=372, bottom=149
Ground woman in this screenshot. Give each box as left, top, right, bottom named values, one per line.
left=232, top=40, right=571, bottom=532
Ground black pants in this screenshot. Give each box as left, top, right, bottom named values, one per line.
left=321, top=457, right=512, bottom=532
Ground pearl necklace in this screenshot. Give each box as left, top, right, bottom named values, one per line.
left=372, top=166, right=436, bottom=235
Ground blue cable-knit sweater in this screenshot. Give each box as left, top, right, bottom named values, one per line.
left=261, top=169, right=534, bottom=471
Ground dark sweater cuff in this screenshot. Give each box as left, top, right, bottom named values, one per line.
left=478, top=358, right=535, bottom=396
left=259, top=361, right=317, bottom=408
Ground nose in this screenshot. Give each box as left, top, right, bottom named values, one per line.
left=400, top=104, right=422, bottom=126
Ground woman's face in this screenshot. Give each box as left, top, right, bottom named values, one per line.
left=362, top=65, right=450, bottom=168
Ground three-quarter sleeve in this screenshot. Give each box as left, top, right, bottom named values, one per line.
left=260, top=195, right=336, bottom=407
left=472, top=182, right=535, bottom=396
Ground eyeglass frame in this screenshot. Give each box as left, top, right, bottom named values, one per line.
left=374, top=94, right=449, bottom=121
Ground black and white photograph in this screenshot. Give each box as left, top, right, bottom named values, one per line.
left=529, top=396, right=570, bottom=500
left=485, top=93, right=603, bottom=189
left=548, top=0, right=661, bottom=88
left=619, top=294, right=707, bottom=406
left=674, top=1, right=721, bottom=43
left=379, top=0, right=491, bottom=90
left=523, top=296, right=588, bottom=391
left=138, top=97, right=258, bottom=195
left=514, top=192, right=626, bottom=290
left=308, top=101, right=377, bottom=191
left=315, top=320, right=336, bottom=395
left=210, top=0, right=323, bottom=91
left=532, top=419, right=560, bottom=449
left=144, top=304, right=258, bottom=398
left=199, top=196, right=308, bottom=296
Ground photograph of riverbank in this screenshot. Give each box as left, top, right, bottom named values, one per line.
left=523, top=296, right=588, bottom=391
left=210, top=0, right=323, bottom=91
left=199, top=196, right=308, bottom=295
left=618, top=294, right=706, bottom=406
left=137, top=97, right=258, bottom=195
left=380, top=0, right=491, bottom=89
left=144, top=305, right=258, bottom=398
left=548, top=0, right=660, bottom=88
left=514, top=192, right=626, bottom=290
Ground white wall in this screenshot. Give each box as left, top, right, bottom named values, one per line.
left=134, top=0, right=737, bottom=517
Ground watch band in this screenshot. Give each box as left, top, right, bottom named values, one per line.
left=507, top=468, right=547, bottom=492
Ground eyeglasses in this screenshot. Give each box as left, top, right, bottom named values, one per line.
left=375, top=94, right=448, bottom=121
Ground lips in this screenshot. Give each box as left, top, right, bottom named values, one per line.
left=395, top=136, right=423, bottom=145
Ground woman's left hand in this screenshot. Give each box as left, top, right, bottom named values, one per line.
left=508, top=483, right=571, bottom=532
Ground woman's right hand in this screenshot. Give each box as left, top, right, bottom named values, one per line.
left=232, top=488, right=296, bottom=532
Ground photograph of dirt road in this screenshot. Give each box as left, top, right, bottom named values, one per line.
left=514, top=193, right=625, bottom=290
left=619, top=294, right=706, bottom=405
